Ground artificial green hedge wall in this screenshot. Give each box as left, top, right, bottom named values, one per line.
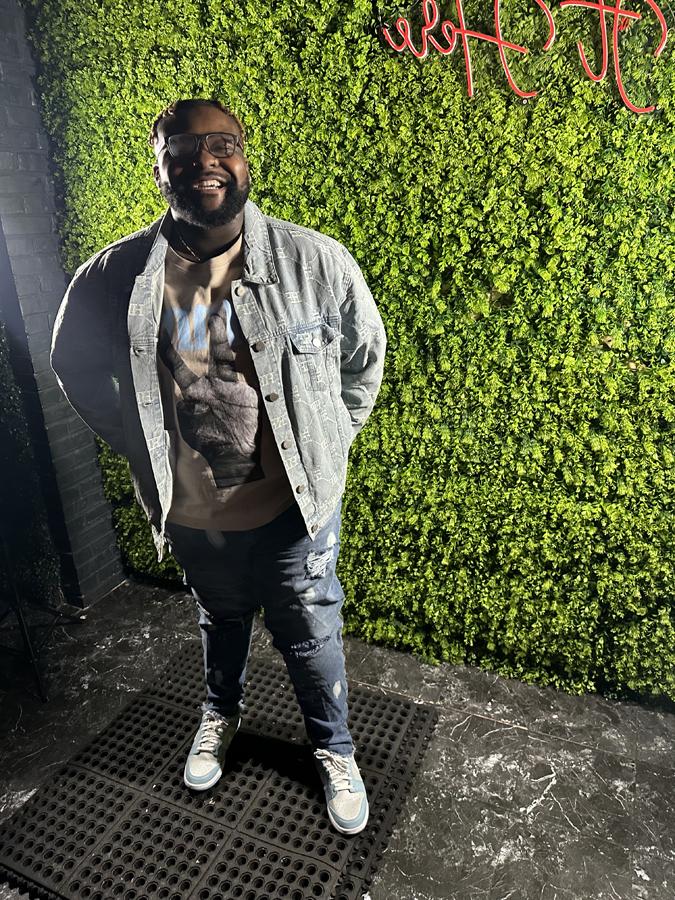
left=21, top=0, right=675, bottom=699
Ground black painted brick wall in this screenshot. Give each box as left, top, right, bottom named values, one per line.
left=0, top=0, right=124, bottom=605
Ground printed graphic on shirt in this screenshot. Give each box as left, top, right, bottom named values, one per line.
left=159, top=303, right=264, bottom=488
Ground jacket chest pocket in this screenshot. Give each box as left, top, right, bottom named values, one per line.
left=288, top=322, right=339, bottom=392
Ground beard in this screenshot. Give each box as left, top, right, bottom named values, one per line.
left=158, top=176, right=251, bottom=228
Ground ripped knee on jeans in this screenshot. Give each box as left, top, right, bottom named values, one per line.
left=287, top=634, right=331, bottom=659
left=305, top=548, right=333, bottom=580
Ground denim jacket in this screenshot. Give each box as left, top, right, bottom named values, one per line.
left=51, top=199, right=387, bottom=560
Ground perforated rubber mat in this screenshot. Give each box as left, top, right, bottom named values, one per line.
left=0, top=640, right=439, bottom=899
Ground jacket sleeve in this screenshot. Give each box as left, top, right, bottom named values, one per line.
left=339, top=249, right=387, bottom=439
left=50, top=255, right=127, bottom=456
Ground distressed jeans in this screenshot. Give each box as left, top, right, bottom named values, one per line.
left=165, top=498, right=353, bottom=756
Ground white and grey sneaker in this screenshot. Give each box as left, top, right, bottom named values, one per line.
left=313, top=748, right=369, bottom=835
left=184, top=709, right=241, bottom=791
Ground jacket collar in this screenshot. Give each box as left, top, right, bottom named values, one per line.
left=241, top=198, right=279, bottom=285
left=140, top=199, right=278, bottom=284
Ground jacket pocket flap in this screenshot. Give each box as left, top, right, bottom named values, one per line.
left=288, top=322, right=338, bottom=354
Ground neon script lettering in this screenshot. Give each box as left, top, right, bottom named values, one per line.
left=381, top=0, right=668, bottom=113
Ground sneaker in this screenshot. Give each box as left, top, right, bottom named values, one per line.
left=184, top=709, right=241, bottom=791
left=313, top=748, right=369, bottom=835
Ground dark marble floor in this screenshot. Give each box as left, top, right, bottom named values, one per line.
left=0, top=581, right=673, bottom=900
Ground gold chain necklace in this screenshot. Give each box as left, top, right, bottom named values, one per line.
left=172, top=223, right=204, bottom=261
left=172, top=222, right=243, bottom=262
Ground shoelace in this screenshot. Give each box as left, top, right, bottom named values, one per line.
left=315, top=749, right=352, bottom=792
left=196, top=713, right=229, bottom=754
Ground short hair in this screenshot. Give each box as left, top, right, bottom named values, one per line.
left=148, top=99, right=247, bottom=151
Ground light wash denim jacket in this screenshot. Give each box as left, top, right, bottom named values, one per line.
left=51, top=199, right=387, bottom=560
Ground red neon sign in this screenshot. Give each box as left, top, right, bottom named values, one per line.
left=380, top=0, right=668, bottom=113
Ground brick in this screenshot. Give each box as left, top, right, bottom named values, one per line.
left=78, top=567, right=120, bottom=596
left=78, top=566, right=125, bottom=601
left=52, top=455, right=100, bottom=486
left=17, top=291, right=55, bottom=316
left=91, top=520, right=120, bottom=546
left=11, top=252, right=60, bottom=276
left=61, top=482, right=110, bottom=509
left=0, top=4, right=28, bottom=34
left=46, top=411, right=95, bottom=440
left=35, top=373, right=62, bottom=398
left=13, top=272, right=41, bottom=294
left=62, top=472, right=107, bottom=506
left=79, top=552, right=124, bottom=583
left=0, top=150, right=18, bottom=171
left=16, top=150, right=50, bottom=172
left=0, top=59, right=35, bottom=83
left=63, top=501, right=113, bottom=532
left=23, top=192, right=55, bottom=214
left=31, top=346, right=52, bottom=373
left=70, top=526, right=118, bottom=560
left=0, top=173, right=48, bottom=196
left=1, top=213, right=54, bottom=235
left=25, top=287, right=64, bottom=311
left=0, top=32, right=22, bottom=59
left=29, top=233, right=60, bottom=254
left=50, top=425, right=91, bottom=453
left=39, top=271, right=67, bottom=292
left=60, top=473, right=106, bottom=506
left=17, top=294, right=50, bottom=318
left=0, top=128, right=41, bottom=150
left=0, top=191, right=24, bottom=212
left=0, top=79, right=34, bottom=106
left=40, top=394, right=82, bottom=421
left=55, top=469, right=103, bottom=500
left=5, top=103, right=40, bottom=128
left=51, top=435, right=98, bottom=464
left=20, top=310, right=51, bottom=333
left=60, top=451, right=106, bottom=478
left=44, top=419, right=74, bottom=443
left=26, top=328, right=51, bottom=354
left=72, top=510, right=117, bottom=540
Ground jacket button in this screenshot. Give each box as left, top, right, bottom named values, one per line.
left=295, top=484, right=305, bottom=494
left=312, top=336, right=322, bottom=348
left=311, top=524, right=318, bottom=533
left=281, top=440, right=291, bottom=449
left=234, top=285, right=245, bottom=296
left=252, top=341, right=265, bottom=352
left=266, top=392, right=279, bottom=402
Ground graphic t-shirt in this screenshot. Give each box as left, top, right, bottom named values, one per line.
left=157, top=234, right=296, bottom=530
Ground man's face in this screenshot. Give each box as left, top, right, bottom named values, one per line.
left=152, top=106, right=250, bottom=228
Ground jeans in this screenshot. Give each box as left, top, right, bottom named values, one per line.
left=165, top=498, right=353, bottom=756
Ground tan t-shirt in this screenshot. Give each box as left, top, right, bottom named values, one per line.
left=157, top=235, right=296, bottom=530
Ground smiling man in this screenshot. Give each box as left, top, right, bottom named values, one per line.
left=50, top=99, right=387, bottom=836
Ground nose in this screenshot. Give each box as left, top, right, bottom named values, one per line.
left=192, top=137, right=221, bottom=165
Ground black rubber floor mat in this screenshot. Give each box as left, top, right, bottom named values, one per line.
left=0, top=640, right=439, bottom=899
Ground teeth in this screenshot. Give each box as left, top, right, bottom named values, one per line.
left=195, top=181, right=222, bottom=188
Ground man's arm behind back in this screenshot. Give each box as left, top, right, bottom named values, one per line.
left=51, top=255, right=127, bottom=456
left=339, top=248, right=387, bottom=439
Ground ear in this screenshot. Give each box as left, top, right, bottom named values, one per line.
left=152, top=164, right=160, bottom=186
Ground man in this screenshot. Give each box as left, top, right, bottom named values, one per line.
left=50, top=98, right=387, bottom=836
